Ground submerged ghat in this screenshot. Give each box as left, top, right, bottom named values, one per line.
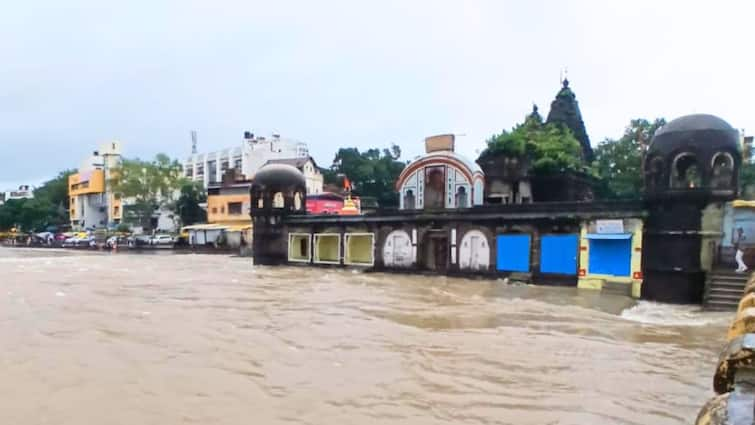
left=0, top=248, right=731, bottom=424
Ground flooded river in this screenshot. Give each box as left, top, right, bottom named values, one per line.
left=0, top=247, right=731, bottom=424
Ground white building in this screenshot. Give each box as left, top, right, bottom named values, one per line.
left=183, top=132, right=310, bottom=188
left=265, top=157, right=324, bottom=195
left=68, top=141, right=123, bottom=230
left=0, top=185, right=33, bottom=205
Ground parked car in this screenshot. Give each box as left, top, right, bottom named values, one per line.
left=63, top=232, right=95, bottom=247
left=62, top=236, right=80, bottom=247
left=150, top=234, right=175, bottom=246
left=126, top=235, right=152, bottom=248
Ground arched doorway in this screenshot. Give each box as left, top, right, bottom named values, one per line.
left=421, top=231, right=448, bottom=272
left=711, top=152, right=734, bottom=189
left=459, top=230, right=489, bottom=271
left=383, top=230, right=413, bottom=267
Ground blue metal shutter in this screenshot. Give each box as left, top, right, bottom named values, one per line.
left=540, top=234, right=578, bottom=275
left=496, top=234, right=531, bottom=272
left=588, top=238, right=632, bottom=276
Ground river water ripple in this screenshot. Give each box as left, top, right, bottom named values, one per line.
left=0, top=248, right=731, bottom=424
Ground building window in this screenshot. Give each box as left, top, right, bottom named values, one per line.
left=228, top=202, right=243, bottom=215
left=185, top=167, right=193, bottom=178
left=234, top=158, right=242, bottom=170
left=273, top=192, right=284, bottom=208
left=220, top=206, right=225, bottom=214
left=208, top=160, right=217, bottom=183
left=212, top=207, right=218, bottom=214
left=113, top=206, right=119, bottom=216
left=455, top=186, right=468, bottom=208
left=221, top=160, right=229, bottom=171
left=403, top=189, right=415, bottom=210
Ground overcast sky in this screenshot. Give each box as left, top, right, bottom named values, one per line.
left=2, top=0, right=754, bottom=189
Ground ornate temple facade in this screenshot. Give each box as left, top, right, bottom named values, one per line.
left=250, top=80, right=743, bottom=306
left=395, top=134, right=484, bottom=210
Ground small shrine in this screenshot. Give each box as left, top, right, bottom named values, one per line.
left=395, top=134, right=484, bottom=210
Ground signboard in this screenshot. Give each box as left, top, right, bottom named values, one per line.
left=596, top=219, right=624, bottom=234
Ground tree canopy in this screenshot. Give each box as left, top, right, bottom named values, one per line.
left=110, top=154, right=186, bottom=229
left=0, top=170, right=75, bottom=232
left=176, top=181, right=207, bottom=226
left=592, top=118, right=666, bottom=199
left=482, top=112, right=586, bottom=175
left=323, top=145, right=405, bottom=207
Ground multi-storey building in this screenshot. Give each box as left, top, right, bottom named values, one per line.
left=183, top=132, right=310, bottom=188
left=68, top=142, right=122, bottom=230
left=206, top=169, right=253, bottom=226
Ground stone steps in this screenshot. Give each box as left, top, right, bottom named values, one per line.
left=602, top=280, right=632, bottom=296
left=704, top=270, right=748, bottom=311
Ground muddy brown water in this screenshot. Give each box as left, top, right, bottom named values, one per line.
left=0, top=247, right=732, bottom=424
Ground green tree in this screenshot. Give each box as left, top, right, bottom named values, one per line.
left=325, top=145, right=405, bottom=207
left=739, top=163, right=755, bottom=199
left=482, top=112, right=585, bottom=175
left=176, top=181, right=207, bottom=226
left=0, top=198, right=48, bottom=232
left=0, top=170, right=75, bottom=232
left=34, top=169, right=76, bottom=227
left=592, top=118, right=666, bottom=199
left=110, top=154, right=186, bottom=229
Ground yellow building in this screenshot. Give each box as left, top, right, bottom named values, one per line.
left=207, top=187, right=251, bottom=226
left=68, top=142, right=122, bottom=230
left=192, top=169, right=252, bottom=247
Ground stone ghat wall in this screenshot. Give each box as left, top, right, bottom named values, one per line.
left=696, top=273, right=755, bottom=424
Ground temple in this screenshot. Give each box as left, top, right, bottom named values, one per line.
left=251, top=80, right=743, bottom=306
left=396, top=134, right=485, bottom=210
left=546, top=78, right=593, bottom=161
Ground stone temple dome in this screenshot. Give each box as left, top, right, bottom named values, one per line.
left=252, top=163, right=306, bottom=191
left=647, top=114, right=740, bottom=157
left=251, top=163, right=307, bottom=214
left=644, top=114, right=740, bottom=198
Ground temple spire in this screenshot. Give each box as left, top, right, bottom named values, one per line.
left=527, top=103, right=543, bottom=125
left=546, top=77, right=593, bottom=162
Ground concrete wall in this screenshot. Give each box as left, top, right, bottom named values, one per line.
left=700, top=202, right=726, bottom=271
left=278, top=218, right=585, bottom=287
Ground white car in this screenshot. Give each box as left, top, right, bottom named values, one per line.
left=62, top=236, right=78, bottom=247
left=150, top=235, right=175, bottom=246
left=63, top=235, right=94, bottom=247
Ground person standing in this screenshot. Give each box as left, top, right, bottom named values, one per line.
left=734, top=227, right=748, bottom=273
